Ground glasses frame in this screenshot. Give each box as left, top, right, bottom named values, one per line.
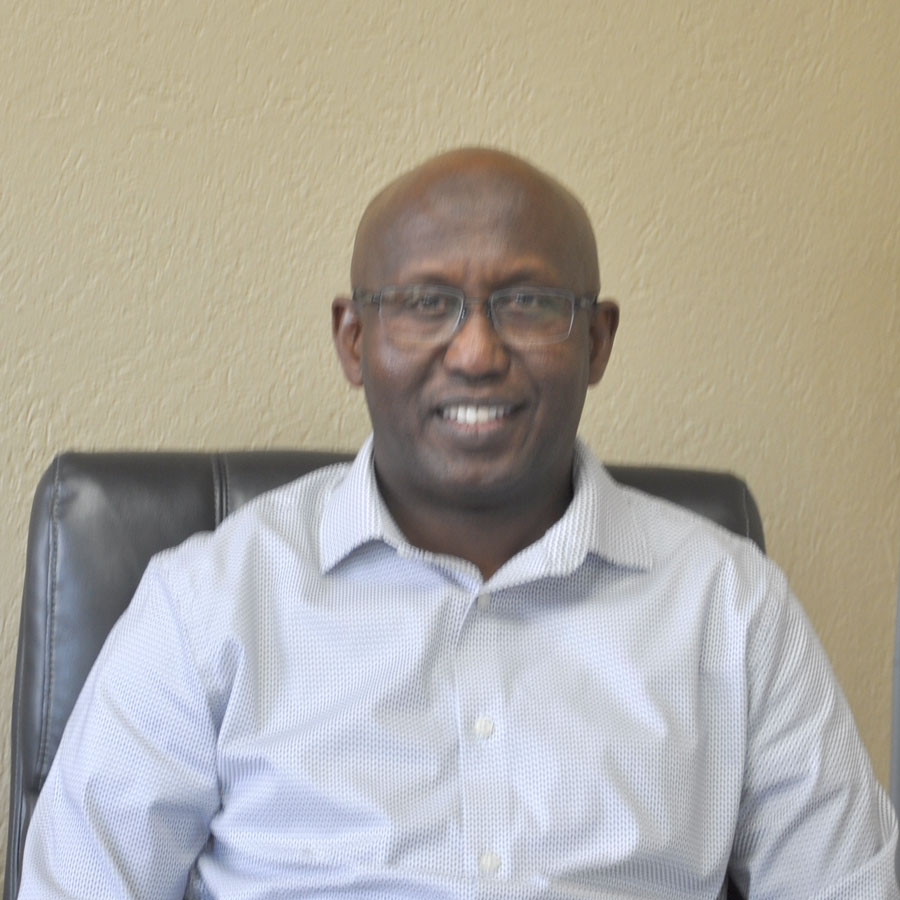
left=352, top=284, right=598, bottom=347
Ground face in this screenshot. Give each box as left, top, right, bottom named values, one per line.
left=333, top=155, right=618, bottom=518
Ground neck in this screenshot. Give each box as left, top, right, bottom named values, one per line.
left=375, top=469, right=574, bottom=581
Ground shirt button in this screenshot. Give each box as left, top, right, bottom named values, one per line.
left=473, top=715, right=494, bottom=739
left=478, top=850, right=501, bottom=875
left=476, top=592, right=491, bottom=611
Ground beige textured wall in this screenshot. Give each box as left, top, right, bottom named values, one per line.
left=2, top=0, right=898, bottom=863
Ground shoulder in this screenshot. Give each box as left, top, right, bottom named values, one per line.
left=126, top=461, right=356, bottom=692
left=148, top=461, right=353, bottom=613
left=175, top=460, right=348, bottom=553
left=633, top=481, right=784, bottom=602
left=581, top=455, right=790, bottom=637
left=575, top=442, right=779, bottom=592
left=621, top=478, right=765, bottom=560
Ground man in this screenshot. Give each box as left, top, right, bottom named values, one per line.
left=19, top=148, right=899, bottom=898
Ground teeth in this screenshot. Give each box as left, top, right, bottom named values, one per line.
left=441, top=405, right=511, bottom=425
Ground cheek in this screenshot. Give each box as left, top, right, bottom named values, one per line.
left=532, top=343, right=592, bottom=391
left=360, top=335, right=435, bottom=408
left=360, top=331, right=404, bottom=384
left=529, top=351, right=594, bottom=433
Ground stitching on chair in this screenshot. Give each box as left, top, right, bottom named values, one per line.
left=212, top=454, right=229, bottom=525
left=739, top=483, right=752, bottom=543
left=221, top=455, right=232, bottom=522
left=36, top=457, right=61, bottom=780
left=211, top=456, right=221, bottom=526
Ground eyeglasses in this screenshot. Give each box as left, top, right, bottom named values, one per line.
left=352, top=284, right=598, bottom=347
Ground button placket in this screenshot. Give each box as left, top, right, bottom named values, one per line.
left=454, top=589, right=510, bottom=880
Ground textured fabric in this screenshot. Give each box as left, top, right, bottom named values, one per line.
left=19, top=438, right=899, bottom=899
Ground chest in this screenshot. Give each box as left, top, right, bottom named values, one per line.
left=204, top=573, right=744, bottom=893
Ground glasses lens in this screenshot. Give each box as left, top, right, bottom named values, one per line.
left=491, top=290, right=574, bottom=345
left=378, top=286, right=463, bottom=344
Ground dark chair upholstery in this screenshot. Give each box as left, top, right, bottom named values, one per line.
left=4, top=450, right=764, bottom=899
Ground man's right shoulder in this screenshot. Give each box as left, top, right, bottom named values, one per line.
left=152, top=459, right=355, bottom=583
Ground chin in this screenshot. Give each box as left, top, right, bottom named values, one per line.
left=422, top=462, right=534, bottom=509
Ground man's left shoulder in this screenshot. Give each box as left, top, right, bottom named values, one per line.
left=610, top=473, right=777, bottom=584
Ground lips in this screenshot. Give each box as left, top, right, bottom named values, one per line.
left=439, top=403, right=514, bottom=425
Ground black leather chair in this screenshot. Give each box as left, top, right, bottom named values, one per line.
left=3, top=450, right=764, bottom=899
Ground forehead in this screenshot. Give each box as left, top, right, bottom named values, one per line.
left=353, top=166, right=597, bottom=292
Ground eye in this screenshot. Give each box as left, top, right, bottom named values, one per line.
left=504, top=291, right=561, bottom=314
left=510, top=292, right=542, bottom=309
left=403, top=288, right=455, bottom=316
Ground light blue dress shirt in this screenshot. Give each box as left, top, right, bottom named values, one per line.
left=20, top=439, right=899, bottom=898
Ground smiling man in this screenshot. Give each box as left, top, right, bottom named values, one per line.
left=19, top=149, right=899, bottom=899
left=332, top=149, right=618, bottom=579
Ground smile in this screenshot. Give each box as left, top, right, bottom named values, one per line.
left=440, top=404, right=513, bottom=425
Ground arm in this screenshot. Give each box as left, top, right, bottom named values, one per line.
left=731, top=567, right=898, bottom=898
left=18, top=558, right=220, bottom=899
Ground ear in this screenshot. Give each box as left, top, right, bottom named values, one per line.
left=332, top=296, right=365, bottom=387
left=587, top=299, right=619, bottom=385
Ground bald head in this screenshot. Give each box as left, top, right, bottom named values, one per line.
left=350, top=148, right=600, bottom=295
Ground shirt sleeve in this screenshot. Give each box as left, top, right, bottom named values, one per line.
left=18, top=557, right=221, bottom=899
left=730, top=564, right=899, bottom=899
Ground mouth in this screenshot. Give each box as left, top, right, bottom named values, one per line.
left=439, top=403, right=515, bottom=426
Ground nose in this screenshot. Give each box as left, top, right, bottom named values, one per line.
left=442, top=300, right=510, bottom=378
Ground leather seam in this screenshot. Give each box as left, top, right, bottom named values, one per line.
left=740, top=482, right=761, bottom=551
left=36, top=457, right=61, bottom=781
left=739, top=482, right=750, bottom=539
left=213, top=454, right=228, bottom=525
left=223, top=455, right=232, bottom=522
left=211, top=455, right=220, bottom=525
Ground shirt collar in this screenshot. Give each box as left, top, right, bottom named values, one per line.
left=319, top=436, right=652, bottom=576
left=539, top=440, right=653, bottom=574
left=319, top=435, right=396, bottom=572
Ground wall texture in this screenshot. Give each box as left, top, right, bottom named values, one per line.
left=1, top=0, right=898, bottom=864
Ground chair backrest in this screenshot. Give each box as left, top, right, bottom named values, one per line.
left=3, top=450, right=764, bottom=899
